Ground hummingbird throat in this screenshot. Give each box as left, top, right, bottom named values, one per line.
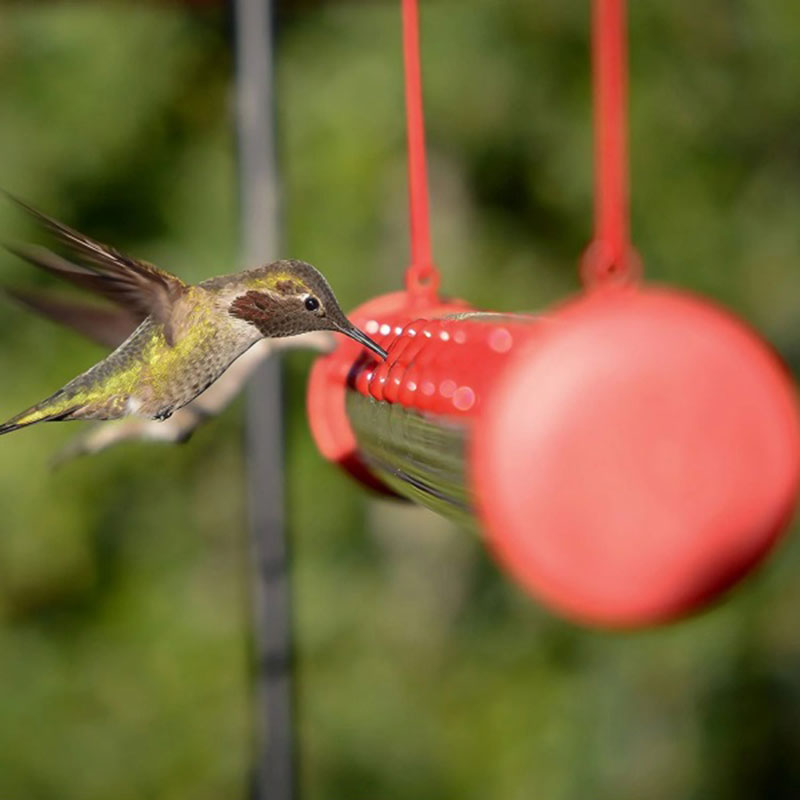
left=228, top=290, right=310, bottom=338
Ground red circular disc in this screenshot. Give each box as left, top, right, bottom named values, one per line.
left=472, top=287, right=800, bottom=626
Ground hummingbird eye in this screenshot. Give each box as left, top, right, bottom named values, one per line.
left=304, top=296, right=320, bottom=312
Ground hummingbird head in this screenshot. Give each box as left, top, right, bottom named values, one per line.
left=226, top=259, right=387, bottom=359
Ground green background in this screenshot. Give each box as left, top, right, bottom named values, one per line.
left=1, top=1, right=800, bottom=798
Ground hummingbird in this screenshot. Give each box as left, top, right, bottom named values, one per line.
left=3, top=286, right=335, bottom=459
left=0, top=197, right=387, bottom=436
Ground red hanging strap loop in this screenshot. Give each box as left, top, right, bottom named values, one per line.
left=580, top=0, right=641, bottom=288
left=402, top=0, right=440, bottom=304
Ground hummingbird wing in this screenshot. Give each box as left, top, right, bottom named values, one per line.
left=5, top=242, right=142, bottom=302
left=3, top=286, right=141, bottom=349
left=6, top=195, right=187, bottom=345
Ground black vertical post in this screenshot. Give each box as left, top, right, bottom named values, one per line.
left=233, top=1, right=294, bottom=799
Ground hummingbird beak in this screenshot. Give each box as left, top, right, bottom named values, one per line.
left=341, top=324, right=388, bottom=360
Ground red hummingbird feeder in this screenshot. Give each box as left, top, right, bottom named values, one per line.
left=306, top=0, right=800, bottom=627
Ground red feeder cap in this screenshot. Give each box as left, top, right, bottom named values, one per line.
left=472, top=287, right=800, bottom=627
left=307, top=290, right=471, bottom=491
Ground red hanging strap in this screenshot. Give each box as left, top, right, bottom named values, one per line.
left=402, top=0, right=440, bottom=303
left=581, top=0, right=641, bottom=287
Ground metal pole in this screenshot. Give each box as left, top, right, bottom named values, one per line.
left=233, top=1, right=294, bottom=798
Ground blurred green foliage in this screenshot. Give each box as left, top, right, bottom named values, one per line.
left=0, top=1, right=800, bottom=798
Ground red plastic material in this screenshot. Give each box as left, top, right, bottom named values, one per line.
left=308, top=286, right=800, bottom=626
left=472, top=287, right=800, bottom=626
left=581, top=0, right=640, bottom=288
left=402, top=0, right=438, bottom=303
left=306, top=290, right=471, bottom=489
left=355, top=314, right=542, bottom=416
left=308, top=0, right=800, bottom=626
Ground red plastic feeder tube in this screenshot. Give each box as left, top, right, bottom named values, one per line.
left=307, top=286, right=800, bottom=627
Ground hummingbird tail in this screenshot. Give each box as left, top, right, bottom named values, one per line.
left=0, top=394, right=82, bottom=436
